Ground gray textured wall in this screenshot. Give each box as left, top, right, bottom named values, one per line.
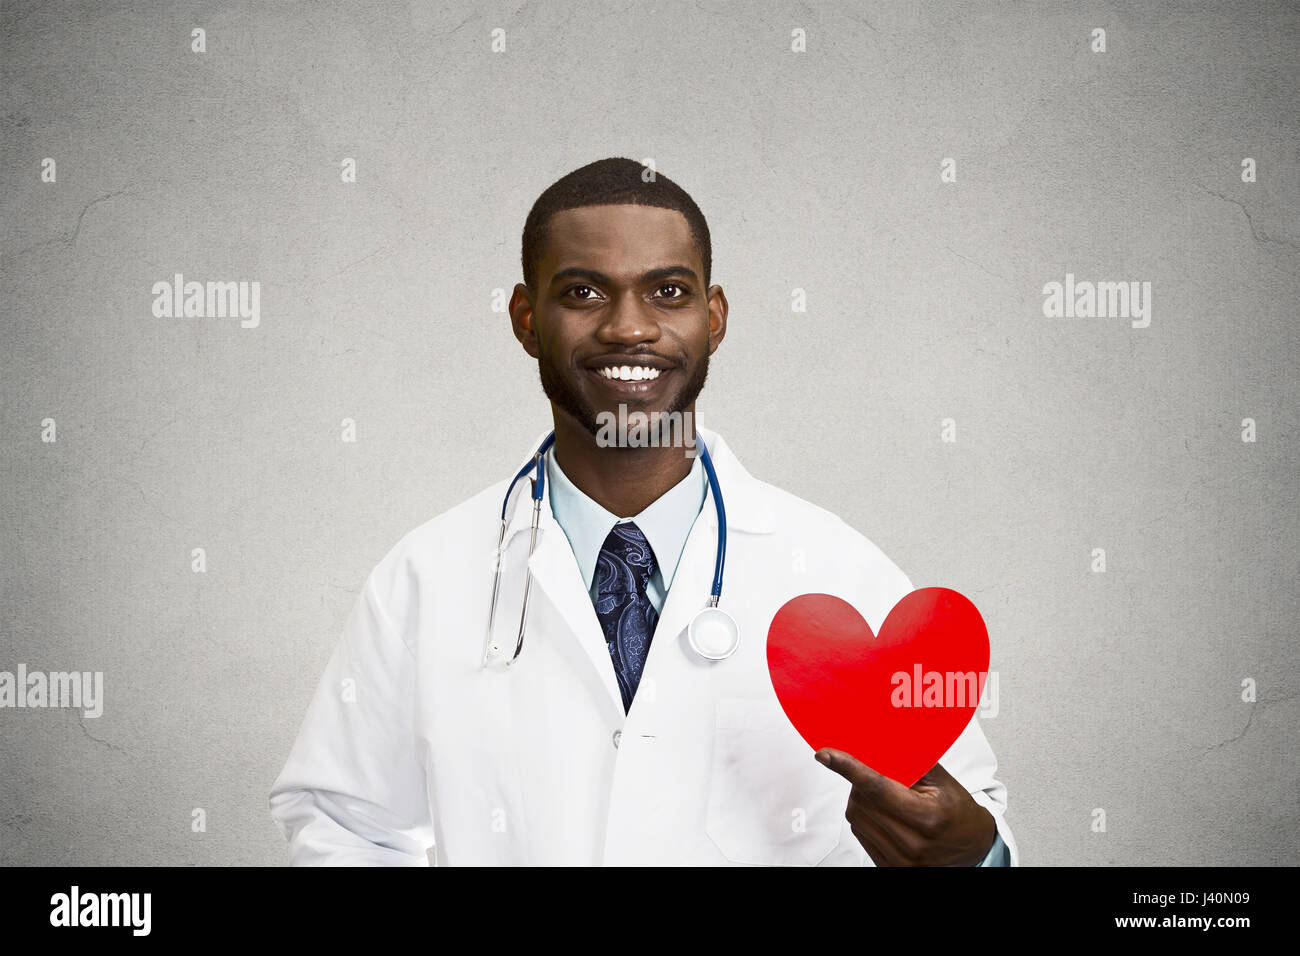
left=1, top=0, right=1296, bottom=866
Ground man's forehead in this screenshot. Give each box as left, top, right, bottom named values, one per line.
left=541, top=204, right=697, bottom=275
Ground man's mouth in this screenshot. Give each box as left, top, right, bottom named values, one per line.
left=595, top=364, right=662, bottom=382
left=583, top=356, right=676, bottom=394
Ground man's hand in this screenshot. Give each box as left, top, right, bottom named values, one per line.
left=815, top=748, right=997, bottom=867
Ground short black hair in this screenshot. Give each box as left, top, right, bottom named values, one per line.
left=521, top=157, right=712, bottom=292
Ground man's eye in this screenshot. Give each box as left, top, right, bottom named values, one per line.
left=566, top=285, right=598, bottom=299
left=656, top=284, right=687, bottom=299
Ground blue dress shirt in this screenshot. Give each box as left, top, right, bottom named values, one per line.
left=545, top=448, right=1010, bottom=867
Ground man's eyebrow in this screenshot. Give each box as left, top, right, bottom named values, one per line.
left=549, top=265, right=700, bottom=286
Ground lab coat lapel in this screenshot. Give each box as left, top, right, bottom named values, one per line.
left=650, top=483, right=720, bottom=658
left=499, top=433, right=624, bottom=715
left=523, top=521, right=626, bottom=715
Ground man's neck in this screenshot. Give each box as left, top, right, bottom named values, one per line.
left=550, top=409, right=697, bottom=518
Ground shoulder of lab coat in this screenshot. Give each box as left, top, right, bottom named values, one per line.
left=266, top=484, right=502, bottom=866
left=741, top=469, right=1020, bottom=866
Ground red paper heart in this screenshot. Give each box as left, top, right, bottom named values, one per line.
left=766, top=589, right=989, bottom=787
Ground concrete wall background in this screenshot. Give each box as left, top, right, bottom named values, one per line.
left=1, top=0, right=1296, bottom=864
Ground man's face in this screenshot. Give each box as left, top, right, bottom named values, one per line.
left=511, top=204, right=727, bottom=439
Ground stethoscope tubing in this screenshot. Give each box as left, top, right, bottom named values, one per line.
left=485, top=431, right=727, bottom=667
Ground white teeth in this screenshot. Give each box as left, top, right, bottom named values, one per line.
left=597, top=366, right=662, bottom=381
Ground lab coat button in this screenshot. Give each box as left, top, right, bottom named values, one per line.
left=612, top=729, right=622, bottom=748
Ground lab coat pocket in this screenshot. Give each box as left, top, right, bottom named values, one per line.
left=705, top=697, right=848, bottom=866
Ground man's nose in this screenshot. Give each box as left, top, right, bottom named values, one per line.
left=595, top=293, right=662, bottom=345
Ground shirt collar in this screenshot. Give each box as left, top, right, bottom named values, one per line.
left=546, top=448, right=707, bottom=593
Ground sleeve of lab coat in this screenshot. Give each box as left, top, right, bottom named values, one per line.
left=268, top=569, right=435, bottom=866
left=939, top=710, right=1020, bottom=866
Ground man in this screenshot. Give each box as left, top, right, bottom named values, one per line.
left=269, top=158, right=1016, bottom=866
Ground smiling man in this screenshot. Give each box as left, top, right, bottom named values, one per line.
left=269, top=157, right=1017, bottom=866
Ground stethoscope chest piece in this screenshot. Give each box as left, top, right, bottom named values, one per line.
left=688, top=605, right=740, bottom=661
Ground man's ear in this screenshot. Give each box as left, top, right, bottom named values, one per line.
left=509, top=284, right=540, bottom=359
left=706, top=285, right=728, bottom=356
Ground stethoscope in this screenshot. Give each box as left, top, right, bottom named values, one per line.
left=482, top=431, right=740, bottom=668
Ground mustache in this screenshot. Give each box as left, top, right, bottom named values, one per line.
left=581, top=350, right=684, bottom=368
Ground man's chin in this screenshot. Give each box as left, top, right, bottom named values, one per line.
left=540, top=360, right=708, bottom=442
left=557, top=403, right=688, bottom=444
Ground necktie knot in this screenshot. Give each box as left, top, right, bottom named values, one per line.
left=595, top=522, right=657, bottom=597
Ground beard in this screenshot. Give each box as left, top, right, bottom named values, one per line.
left=538, top=349, right=710, bottom=439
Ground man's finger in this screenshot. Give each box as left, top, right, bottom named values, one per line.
left=915, top=764, right=956, bottom=790
left=848, top=808, right=907, bottom=865
left=911, top=761, right=958, bottom=793
left=814, top=748, right=905, bottom=804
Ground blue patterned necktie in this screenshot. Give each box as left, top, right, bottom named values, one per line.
left=594, top=522, right=659, bottom=713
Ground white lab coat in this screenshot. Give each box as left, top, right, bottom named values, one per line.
left=269, top=428, right=1018, bottom=866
